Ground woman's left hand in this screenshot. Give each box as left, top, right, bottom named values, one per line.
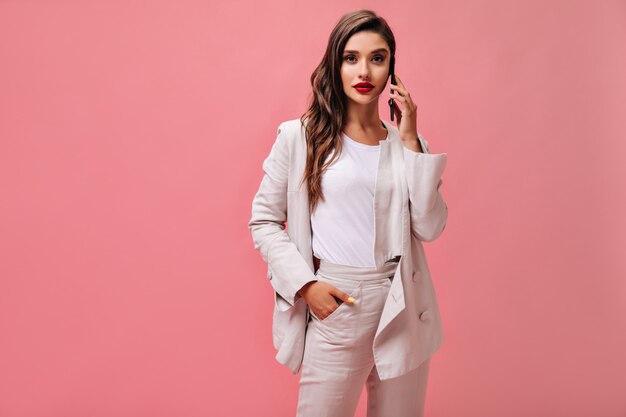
left=389, top=74, right=420, bottom=145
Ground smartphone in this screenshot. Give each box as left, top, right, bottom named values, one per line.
left=388, top=57, right=396, bottom=121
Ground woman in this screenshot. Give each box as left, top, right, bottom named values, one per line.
left=248, top=9, right=448, bottom=417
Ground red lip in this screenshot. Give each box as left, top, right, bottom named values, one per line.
left=354, top=84, right=374, bottom=94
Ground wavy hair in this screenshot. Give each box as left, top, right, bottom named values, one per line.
left=298, top=9, right=396, bottom=214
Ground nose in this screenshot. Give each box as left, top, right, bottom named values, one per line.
left=359, top=61, right=371, bottom=79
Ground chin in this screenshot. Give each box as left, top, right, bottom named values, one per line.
left=354, top=96, right=378, bottom=104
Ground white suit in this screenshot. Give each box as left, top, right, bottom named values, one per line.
left=248, top=118, right=448, bottom=381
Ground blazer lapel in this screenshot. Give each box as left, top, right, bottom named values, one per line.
left=373, top=120, right=405, bottom=269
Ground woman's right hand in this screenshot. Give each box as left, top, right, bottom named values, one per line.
left=299, top=281, right=355, bottom=320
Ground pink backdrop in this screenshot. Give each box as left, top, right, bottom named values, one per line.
left=1, top=1, right=625, bottom=416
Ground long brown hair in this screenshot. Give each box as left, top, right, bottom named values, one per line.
left=298, top=9, right=396, bottom=214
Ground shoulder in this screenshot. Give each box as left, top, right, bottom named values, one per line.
left=277, top=118, right=305, bottom=136
left=275, top=118, right=306, bottom=151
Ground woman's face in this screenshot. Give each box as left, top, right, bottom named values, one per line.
left=340, top=31, right=391, bottom=106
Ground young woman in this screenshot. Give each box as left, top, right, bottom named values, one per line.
left=248, top=9, right=448, bottom=417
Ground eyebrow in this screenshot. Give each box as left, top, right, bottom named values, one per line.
left=343, top=48, right=389, bottom=55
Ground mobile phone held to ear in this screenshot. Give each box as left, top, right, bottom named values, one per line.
left=388, top=58, right=396, bottom=121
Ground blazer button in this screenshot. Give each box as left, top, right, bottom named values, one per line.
left=419, top=309, right=430, bottom=321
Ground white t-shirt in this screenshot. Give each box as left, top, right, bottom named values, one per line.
left=310, top=131, right=387, bottom=267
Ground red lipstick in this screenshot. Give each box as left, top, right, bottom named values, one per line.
left=353, top=82, right=374, bottom=93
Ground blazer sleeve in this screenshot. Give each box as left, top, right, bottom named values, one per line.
left=402, top=132, right=448, bottom=242
left=247, top=122, right=317, bottom=311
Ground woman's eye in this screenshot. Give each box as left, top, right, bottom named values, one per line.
left=344, top=55, right=385, bottom=63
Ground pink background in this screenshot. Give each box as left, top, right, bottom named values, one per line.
left=1, top=1, right=625, bottom=416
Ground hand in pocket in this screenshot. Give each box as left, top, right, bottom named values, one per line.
left=301, top=280, right=356, bottom=321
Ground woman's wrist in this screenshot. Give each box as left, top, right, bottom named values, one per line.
left=297, top=280, right=317, bottom=297
left=402, top=136, right=423, bottom=153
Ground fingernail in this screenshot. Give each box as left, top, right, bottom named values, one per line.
left=348, top=296, right=356, bottom=303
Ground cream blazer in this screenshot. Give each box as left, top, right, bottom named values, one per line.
left=248, top=118, right=448, bottom=380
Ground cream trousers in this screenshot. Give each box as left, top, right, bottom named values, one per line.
left=296, top=259, right=431, bottom=417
